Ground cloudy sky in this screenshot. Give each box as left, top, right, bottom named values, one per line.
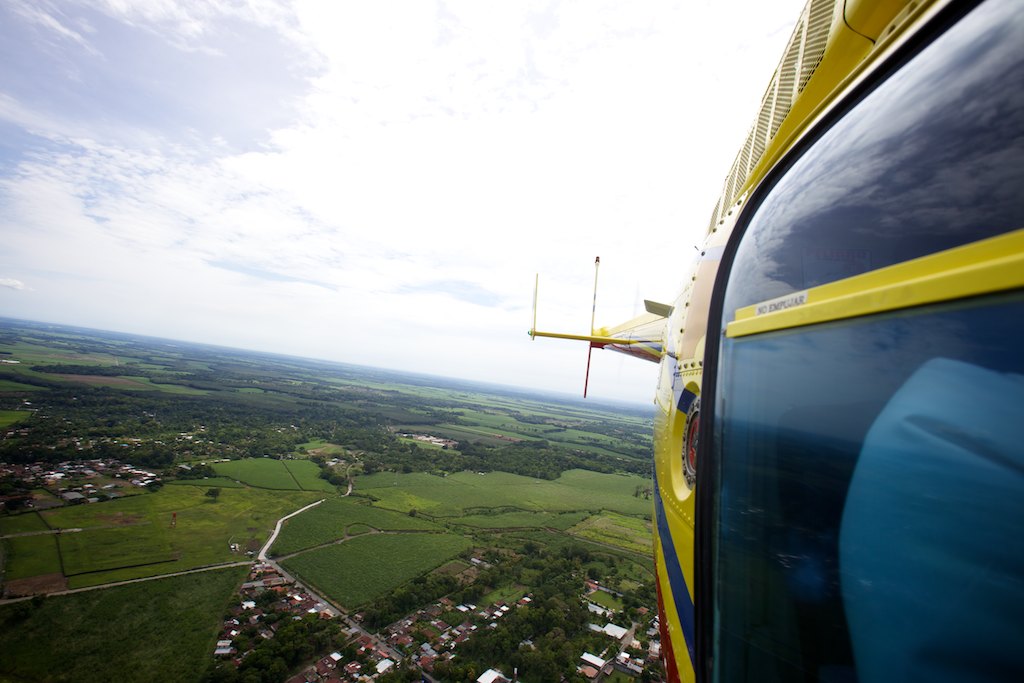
left=0, top=0, right=806, bottom=405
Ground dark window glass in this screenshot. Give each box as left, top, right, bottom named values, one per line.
left=722, top=0, right=1024, bottom=318
left=712, top=293, right=1024, bottom=683
left=709, top=0, right=1024, bottom=681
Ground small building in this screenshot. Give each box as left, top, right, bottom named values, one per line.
left=477, top=669, right=511, bottom=683
left=604, top=623, right=629, bottom=640
left=375, top=659, right=394, bottom=675
left=581, top=652, right=606, bottom=669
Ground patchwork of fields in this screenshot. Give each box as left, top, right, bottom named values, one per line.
left=271, top=497, right=441, bottom=556
left=282, top=532, right=472, bottom=608
left=356, top=469, right=651, bottom=517
left=212, top=458, right=335, bottom=492
left=1, top=485, right=320, bottom=590
left=0, top=565, right=248, bottom=683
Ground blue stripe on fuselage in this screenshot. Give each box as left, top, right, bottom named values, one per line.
left=654, top=472, right=696, bottom=664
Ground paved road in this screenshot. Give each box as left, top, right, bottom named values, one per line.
left=253, top=498, right=403, bottom=662
left=258, top=498, right=325, bottom=561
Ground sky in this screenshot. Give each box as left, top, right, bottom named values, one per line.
left=0, top=0, right=808, bottom=406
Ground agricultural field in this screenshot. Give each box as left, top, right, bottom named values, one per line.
left=0, top=409, right=31, bottom=428
left=454, top=510, right=590, bottom=530
left=212, top=458, right=302, bottom=489
left=282, top=532, right=472, bottom=608
left=0, top=378, right=44, bottom=392
left=0, top=511, right=49, bottom=535
left=297, top=439, right=347, bottom=456
left=356, top=469, right=652, bottom=518
left=271, top=497, right=440, bottom=557
left=568, top=512, right=653, bottom=554
left=3, top=486, right=320, bottom=589
left=2, top=533, right=62, bottom=580
left=166, top=476, right=245, bottom=489
left=0, top=565, right=248, bottom=683
left=283, top=458, right=336, bottom=492
left=59, top=525, right=176, bottom=576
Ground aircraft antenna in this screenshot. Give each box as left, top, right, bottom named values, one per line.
left=530, top=274, right=539, bottom=340
left=584, top=256, right=600, bottom=398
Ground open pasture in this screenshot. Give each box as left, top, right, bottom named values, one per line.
left=0, top=565, right=247, bottom=683
left=0, top=379, right=44, bottom=392
left=455, top=510, right=589, bottom=530
left=1, top=533, right=62, bottom=580
left=212, top=457, right=301, bottom=489
left=297, top=439, right=348, bottom=456
left=31, top=485, right=318, bottom=588
left=166, top=477, right=245, bottom=489
left=568, top=512, right=653, bottom=554
left=59, top=525, right=176, bottom=576
left=356, top=469, right=652, bottom=517
left=271, top=497, right=440, bottom=556
left=0, top=512, right=49, bottom=535
left=0, top=409, right=31, bottom=428
left=283, top=458, right=336, bottom=492
left=282, top=532, right=471, bottom=608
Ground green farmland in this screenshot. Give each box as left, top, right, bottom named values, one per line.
left=213, top=458, right=302, bottom=489
left=0, top=409, right=31, bottom=428
left=283, top=458, right=337, bottom=492
left=0, top=565, right=247, bottom=683
left=282, top=532, right=472, bottom=608
left=0, top=512, right=49, bottom=535
left=271, top=497, right=441, bottom=556
left=10, top=486, right=320, bottom=588
left=568, top=511, right=653, bottom=554
left=211, top=457, right=336, bottom=492
left=455, top=510, right=589, bottom=530
left=2, top=533, right=63, bottom=580
left=356, top=469, right=652, bottom=518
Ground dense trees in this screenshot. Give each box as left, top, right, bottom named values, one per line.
left=1, top=320, right=650, bottom=485
left=202, top=614, right=342, bottom=683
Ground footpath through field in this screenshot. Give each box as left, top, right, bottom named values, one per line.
left=0, top=560, right=252, bottom=604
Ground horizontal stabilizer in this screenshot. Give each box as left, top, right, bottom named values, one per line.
left=644, top=300, right=674, bottom=318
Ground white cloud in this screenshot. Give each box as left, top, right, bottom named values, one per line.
left=0, top=278, right=27, bottom=291
left=0, top=0, right=808, bottom=404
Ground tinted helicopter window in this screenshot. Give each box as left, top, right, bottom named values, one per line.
left=712, top=294, right=1024, bottom=683
left=721, top=0, right=1024, bottom=316
left=709, top=0, right=1024, bottom=681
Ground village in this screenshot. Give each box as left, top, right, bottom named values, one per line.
left=0, top=457, right=162, bottom=510
left=216, top=561, right=662, bottom=683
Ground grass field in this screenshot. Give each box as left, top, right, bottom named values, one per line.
left=283, top=532, right=471, bottom=608
left=356, top=469, right=652, bottom=517
left=587, top=589, right=624, bottom=611
left=0, top=565, right=247, bottom=683
left=59, top=525, right=176, bottom=576
left=212, top=458, right=302, bottom=489
left=568, top=512, right=653, bottom=554
left=2, top=533, right=63, bottom=579
left=27, top=486, right=318, bottom=587
left=271, top=497, right=441, bottom=556
left=455, top=511, right=589, bottom=530
left=0, top=409, right=31, bottom=428
left=0, top=379, right=44, bottom=391
left=283, top=459, right=336, bottom=492
left=166, top=477, right=245, bottom=489
left=298, top=439, right=347, bottom=456
left=0, top=512, right=49, bottom=535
